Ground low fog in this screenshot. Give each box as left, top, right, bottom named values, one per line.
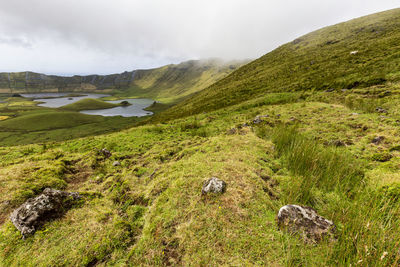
left=0, top=0, right=398, bottom=75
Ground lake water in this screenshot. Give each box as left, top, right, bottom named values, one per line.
left=81, top=98, right=154, bottom=117
left=21, top=93, right=110, bottom=108
left=21, top=93, right=154, bottom=117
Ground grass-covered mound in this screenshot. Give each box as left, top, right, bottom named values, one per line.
left=0, top=112, right=103, bottom=131
left=155, top=8, right=400, bottom=121
left=59, top=98, right=120, bottom=111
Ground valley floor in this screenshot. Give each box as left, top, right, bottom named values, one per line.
left=1, top=90, right=400, bottom=266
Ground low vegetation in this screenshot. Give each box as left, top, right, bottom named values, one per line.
left=2, top=8, right=400, bottom=266
left=1, top=88, right=400, bottom=265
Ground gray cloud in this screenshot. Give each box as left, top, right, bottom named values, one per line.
left=0, top=36, right=32, bottom=48
left=0, top=0, right=398, bottom=75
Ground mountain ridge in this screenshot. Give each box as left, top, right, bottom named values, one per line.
left=0, top=58, right=248, bottom=103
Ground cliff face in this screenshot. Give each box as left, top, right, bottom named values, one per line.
left=0, top=71, right=136, bottom=93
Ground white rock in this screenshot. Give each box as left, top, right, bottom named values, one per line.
left=201, top=177, right=227, bottom=195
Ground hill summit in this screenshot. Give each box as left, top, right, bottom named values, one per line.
left=156, top=8, right=400, bottom=120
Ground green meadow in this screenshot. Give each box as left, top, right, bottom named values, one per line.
left=1, top=8, right=400, bottom=266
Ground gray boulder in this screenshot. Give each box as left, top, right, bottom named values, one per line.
left=202, top=177, right=227, bottom=195
left=10, top=188, right=81, bottom=238
left=277, top=204, right=336, bottom=243
left=113, top=161, right=121, bottom=166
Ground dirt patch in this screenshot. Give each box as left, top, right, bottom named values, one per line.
left=64, top=160, right=93, bottom=190
left=162, top=238, right=182, bottom=266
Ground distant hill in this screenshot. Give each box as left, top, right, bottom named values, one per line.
left=155, top=8, right=400, bottom=120
left=0, top=59, right=248, bottom=103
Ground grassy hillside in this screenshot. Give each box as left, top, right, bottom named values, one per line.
left=59, top=98, right=120, bottom=111
left=0, top=112, right=103, bottom=131
left=2, top=8, right=400, bottom=266
left=154, top=8, right=400, bottom=121
left=1, top=90, right=400, bottom=265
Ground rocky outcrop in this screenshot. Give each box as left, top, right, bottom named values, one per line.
left=277, top=204, right=336, bottom=243
left=376, top=107, right=388, bottom=114
left=372, top=136, right=385, bottom=145
left=253, top=115, right=269, bottom=124
left=10, top=188, right=81, bottom=238
left=201, top=177, right=227, bottom=195
left=113, top=161, right=121, bottom=166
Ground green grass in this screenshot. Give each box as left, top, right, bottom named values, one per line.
left=59, top=98, right=120, bottom=111
left=256, top=124, right=400, bottom=266
left=2, top=90, right=400, bottom=265
left=0, top=112, right=104, bottom=131
left=3, top=8, right=400, bottom=266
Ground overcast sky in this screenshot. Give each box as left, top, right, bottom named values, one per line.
left=0, top=0, right=398, bottom=75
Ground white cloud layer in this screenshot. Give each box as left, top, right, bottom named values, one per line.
left=0, top=0, right=398, bottom=75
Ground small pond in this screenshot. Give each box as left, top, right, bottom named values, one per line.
left=20, top=93, right=154, bottom=117
left=21, top=93, right=110, bottom=108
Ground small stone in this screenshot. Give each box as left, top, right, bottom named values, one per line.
left=10, top=188, right=81, bottom=238
left=201, top=177, right=227, bottom=195
left=253, top=115, right=269, bottom=124
left=332, top=140, right=345, bottom=147
left=381, top=251, right=388, bottom=261
left=351, top=113, right=359, bottom=116
left=376, top=107, right=388, bottom=114
left=277, top=204, right=336, bottom=243
left=371, top=136, right=385, bottom=145
left=100, top=148, right=112, bottom=158
left=113, top=161, right=121, bottom=166
left=227, top=128, right=238, bottom=135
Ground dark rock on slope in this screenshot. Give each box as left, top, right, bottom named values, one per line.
left=10, top=188, right=81, bottom=238
left=277, top=204, right=336, bottom=243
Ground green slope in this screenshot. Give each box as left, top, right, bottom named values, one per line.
left=2, top=90, right=400, bottom=265
left=155, top=8, right=400, bottom=120
left=0, top=112, right=103, bottom=131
